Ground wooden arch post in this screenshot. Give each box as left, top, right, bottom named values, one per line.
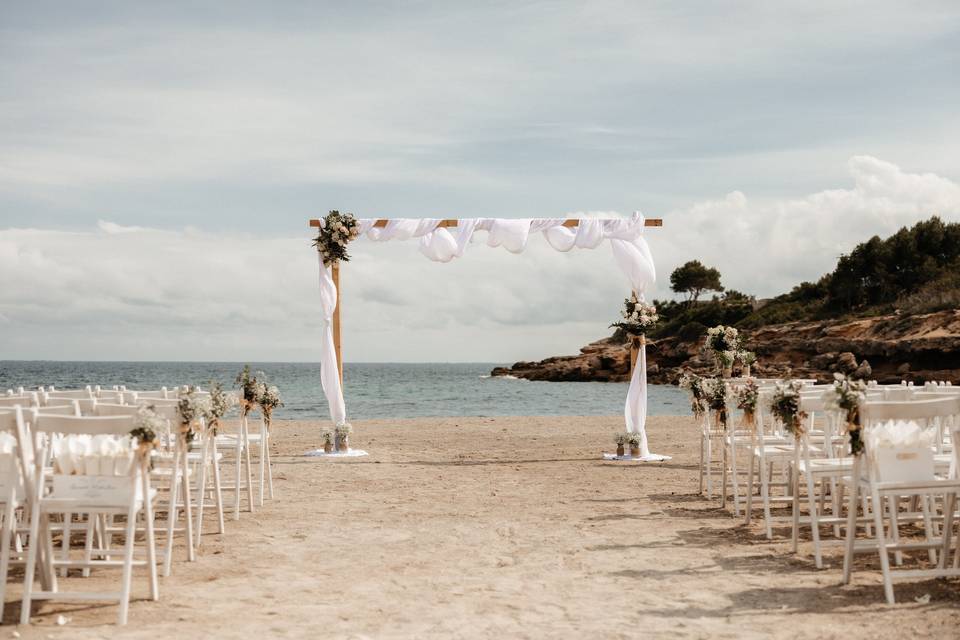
left=309, top=217, right=663, bottom=386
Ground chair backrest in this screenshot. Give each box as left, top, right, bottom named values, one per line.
left=0, top=394, right=39, bottom=408
left=32, top=413, right=135, bottom=436
left=0, top=409, right=28, bottom=500
left=39, top=403, right=81, bottom=417
left=94, top=403, right=140, bottom=417
left=45, top=388, right=94, bottom=401
left=861, top=397, right=960, bottom=424
left=96, top=389, right=126, bottom=403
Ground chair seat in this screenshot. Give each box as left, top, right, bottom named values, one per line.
left=41, top=487, right=158, bottom=512
left=216, top=433, right=266, bottom=446
left=798, top=456, right=853, bottom=474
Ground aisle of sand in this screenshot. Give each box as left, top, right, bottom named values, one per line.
left=7, top=415, right=959, bottom=638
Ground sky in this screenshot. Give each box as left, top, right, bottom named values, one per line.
left=1, top=1, right=959, bottom=362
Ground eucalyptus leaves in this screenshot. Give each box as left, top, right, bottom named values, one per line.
left=313, top=210, right=361, bottom=266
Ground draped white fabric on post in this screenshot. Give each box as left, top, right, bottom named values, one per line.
left=315, top=212, right=663, bottom=458
left=316, top=254, right=346, bottom=425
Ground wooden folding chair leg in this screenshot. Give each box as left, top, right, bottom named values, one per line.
left=60, top=511, right=72, bottom=578
left=142, top=473, right=159, bottom=602
left=872, top=487, right=896, bottom=604
left=19, top=509, right=40, bottom=625
left=887, top=496, right=903, bottom=566
left=180, top=452, right=195, bottom=563
left=266, top=436, right=274, bottom=500
left=212, top=438, right=225, bottom=534
left=194, top=438, right=209, bottom=548
left=117, top=503, right=138, bottom=625
left=82, top=516, right=95, bottom=578
left=0, top=497, right=15, bottom=621
left=163, top=448, right=181, bottom=578
left=842, top=469, right=860, bottom=584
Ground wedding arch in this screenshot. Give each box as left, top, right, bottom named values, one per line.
left=308, top=214, right=665, bottom=459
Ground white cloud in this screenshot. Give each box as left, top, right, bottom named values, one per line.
left=655, top=156, right=960, bottom=297
left=1, top=156, right=958, bottom=361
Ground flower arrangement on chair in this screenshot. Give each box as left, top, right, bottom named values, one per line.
left=704, top=378, right=729, bottom=431
left=177, top=388, right=211, bottom=444
left=130, top=405, right=164, bottom=465
left=206, top=382, right=238, bottom=436
left=257, top=384, right=283, bottom=433
left=313, top=210, right=361, bottom=266
left=769, top=380, right=807, bottom=439
left=610, top=293, right=658, bottom=339
left=235, top=365, right=266, bottom=418
left=826, top=373, right=868, bottom=455
left=703, top=326, right=743, bottom=377
left=679, top=371, right=708, bottom=419
left=734, top=378, right=760, bottom=430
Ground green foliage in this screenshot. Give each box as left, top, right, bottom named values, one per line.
left=737, top=216, right=960, bottom=328
left=633, top=216, right=959, bottom=344
left=669, top=260, right=724, bottom=303
left=824, top=217, right=960, bottom=312
left=649, top=297, right=753, bottom=340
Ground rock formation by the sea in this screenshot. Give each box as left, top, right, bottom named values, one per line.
left=491, top=309, right=960, bottom=384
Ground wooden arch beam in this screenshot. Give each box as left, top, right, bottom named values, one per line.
left=309, top=217, right=663, bottom=228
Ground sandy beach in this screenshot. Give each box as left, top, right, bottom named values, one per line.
left=5, top=415, right=959, bottom=638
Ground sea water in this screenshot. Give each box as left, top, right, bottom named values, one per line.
left=0, top=361, right=690, bottom=420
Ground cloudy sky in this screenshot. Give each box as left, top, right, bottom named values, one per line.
left=2, top=1, right=959, bottom=362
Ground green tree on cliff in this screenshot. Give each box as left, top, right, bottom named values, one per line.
left=670, top=260, right=724, bottom=303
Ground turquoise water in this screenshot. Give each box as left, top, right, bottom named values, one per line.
left=0, top=361, right=690, bottom=420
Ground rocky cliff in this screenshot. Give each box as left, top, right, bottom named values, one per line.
left=490, top=309, right=960, bottom=384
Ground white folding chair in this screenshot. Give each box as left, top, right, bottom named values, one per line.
left=18, top=413, right=159, bottom=625
left=842, top=396, right=960, bottom=603
left=0, top=409, right=31, bottom=621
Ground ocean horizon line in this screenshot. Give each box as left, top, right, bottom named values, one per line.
left=0, top=359, right=507, bottom=366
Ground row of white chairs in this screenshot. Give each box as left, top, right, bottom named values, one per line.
left=696, top=377, right=960, bottom=603
left=0, top=384, right=276, bottom=624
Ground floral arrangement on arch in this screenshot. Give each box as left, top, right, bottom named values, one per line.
left=313, top=210, right=361, bottom=266
left=769, top=380, right=807, bottom=439
left=826, top=373, right=867, bottom=455
left=679, top=371, right=709, bottom=418
left=734, top=379, right=760, bottom=429
left=610, top=293, right=658, bottom=338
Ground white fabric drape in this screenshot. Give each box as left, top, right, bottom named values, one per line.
left=317, top=253, right=346, bottom=425
left=316, top=213, right=659, bottom=453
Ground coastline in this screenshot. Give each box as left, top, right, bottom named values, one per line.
left=9, top=415, right=957, bottom=638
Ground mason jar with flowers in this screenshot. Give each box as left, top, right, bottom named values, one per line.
left=334, top=422, right=353, bottom=452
